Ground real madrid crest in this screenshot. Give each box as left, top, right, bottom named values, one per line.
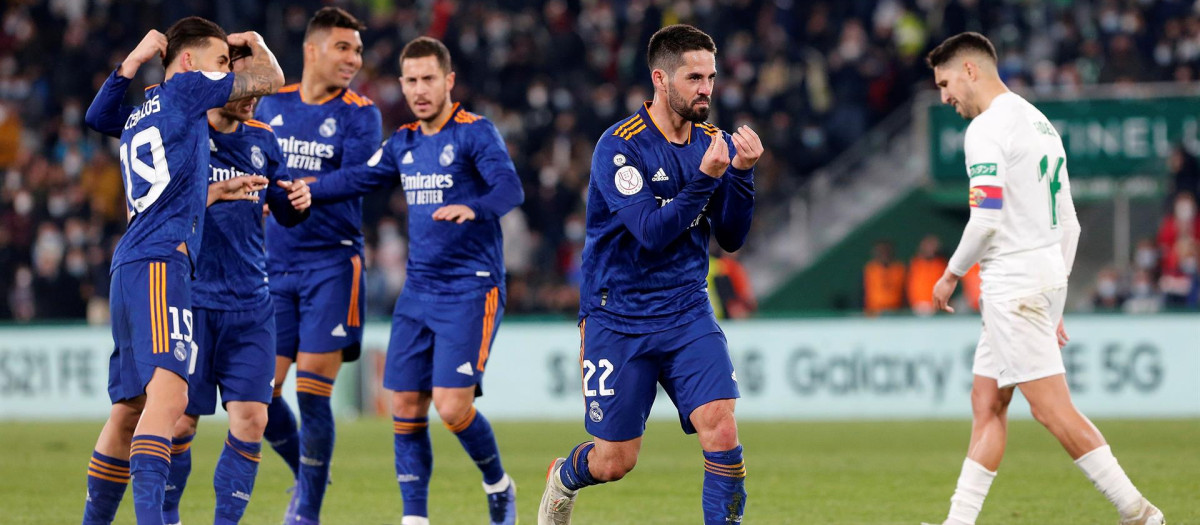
left=173, top=341, right=187, bottom=362
left=589, top=400, right=604, bottom=422
left=319, top=117, right=337, bottom=138
left=439, top=144, right=455, bottom=166
left=250, top=145, right=265, bottom=169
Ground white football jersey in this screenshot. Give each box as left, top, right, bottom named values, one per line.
left=963, top=92, right=1077, bottom=299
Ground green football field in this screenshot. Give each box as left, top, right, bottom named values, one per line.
left=4, top=419, right=1196, bottom=524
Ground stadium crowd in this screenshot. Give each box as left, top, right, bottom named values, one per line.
left=4, top=0, right=1200, bottom=322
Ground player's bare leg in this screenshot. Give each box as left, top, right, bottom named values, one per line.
left=129, top=368, right=189, bottom=523
left=931, top=376, right=1012, bottom=525
left=83, top=399, right=143, bottom=524
left=433, top=386, right=516, bottom=524
left=691, top=399, right=747, bottom=525
left=288, top=350, right=343, bottom=524
left=392, top=390, right=434, bottom=525
left=1020, top=374, right=1163, bottom=524
left=539, top=436, right=641, bottom=525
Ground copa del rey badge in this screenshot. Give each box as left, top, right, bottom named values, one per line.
left=615, top=166, right=643, bottom=196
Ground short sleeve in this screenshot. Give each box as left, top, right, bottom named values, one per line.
left=591, top=135, right=657, bottom=212
left=166, top=71, right=235, bottom=118
left=963, top=122, right=1005, bottom=189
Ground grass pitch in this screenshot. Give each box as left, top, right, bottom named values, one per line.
left=3, top=418, right=1196, bottom=524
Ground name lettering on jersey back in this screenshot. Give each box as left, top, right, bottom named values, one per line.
left=403, top=172, right=455, bottom=206
left=124, top=96, right=162, bottom=130
left=210, top=164, right=263, bottom=198
left=277, top=136, right=335, bottom=171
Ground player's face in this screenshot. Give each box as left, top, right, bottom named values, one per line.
left=400, top=56, right=455, bottom=121
left=307, top=27, right=364, bottom=88
left=665, top=50, right=717, bottom=123
left=219, top=57, right=258, bottom=121
left=934, top=63, right=978, bottom=119
left=183, top=37, right=231, bottom=74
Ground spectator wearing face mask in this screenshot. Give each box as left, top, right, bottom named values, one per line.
left=1091, top=267, right=1126, bottom=311
left=1132, top=238, right=1160, bottom=279
left=1160, top=237, right=1200, bottom=308
left=1123, top=269, right=1162, bottom=314
left=1157, top=192, right=1200, bottom=258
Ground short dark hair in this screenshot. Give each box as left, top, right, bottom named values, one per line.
left=926, top=32, right=998, bottom=69
left=647, top=24, right=717, bottom=74
left=163, top=16, right=227, bottom=69
left=305, top=6, right=366, bottom=41
left=400, top=36, right=452, bottom=74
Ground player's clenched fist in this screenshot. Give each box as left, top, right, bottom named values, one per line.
left=226, top=31, right=267, bottom=49
left=278, top=179, right=312, bottom=212
left=119, top=30, right=167, bottom=79
left=730, top=125, right=763, bottom=171
left=700, top=130, right=730, bottom=179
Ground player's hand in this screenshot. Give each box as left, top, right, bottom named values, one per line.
left=932, top=271, right=959, bottom=313
left=208, top=175, right=268, bottom=206
left=729, top=125, right=763, bottom=171
left=226, top=31, right=266, bottom=50
left=700, top=130, right=730, bottom=179
left=432, top=204, right=476, bottom=224
left=119, top=30, right=167, bottom=78
left=278, top=179, right=311, bottom=212
left=1056, top=319, right=1069, bottom=348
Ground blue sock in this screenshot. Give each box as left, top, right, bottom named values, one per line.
left=295, top=371, right=336, bottom=520
left=83, top=450, right=130, bottom=524
left=393, top=416, right=433, bottom=517
left=162, top=434, right=194, bottom=523
left=264, top=394, right=301, bottom=478
left=130, top=435, right=172, bottom=525
left=558, top=441, right=603, bottom=491
left=702, top=446, right=747, bottom=525
left=214, top=432, right=262, bottom=524
left=446, top=407, right=505, bottom=485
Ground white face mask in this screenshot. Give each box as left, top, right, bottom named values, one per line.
left=1182, top=257, right=1198, bottom=274
left=1135, top=248, right=1158, bottom=270
left=1176, top=199, right=1196, bottom=221
left=1097, top=279, right=1119, bottom=299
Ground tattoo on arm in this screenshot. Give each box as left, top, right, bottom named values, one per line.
left=228, top=44, right=283, bottom=101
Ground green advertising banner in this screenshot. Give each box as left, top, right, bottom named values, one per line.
left=928, top=95, right=1200, bottom=181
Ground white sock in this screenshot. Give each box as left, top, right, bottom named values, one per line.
left=1074, top=445, right=1143, bottom=517
left=401, top=516, right=430, bottom=525
left=482, top=473, right=511, bottom=494
left=946, top=458, right=996, bottom=525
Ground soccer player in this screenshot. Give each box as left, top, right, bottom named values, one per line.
left=304, top=36, right=524, bottom=525
left=923, top=32, right=1164, bottom=525
left=253, top=7, right=382, bottom=523
left=537, top=24, right=761, bottom=525
left=80, top=18, right=284, bottom=525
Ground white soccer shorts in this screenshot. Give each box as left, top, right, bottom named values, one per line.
left=972, top=286, right=1068, bottom=388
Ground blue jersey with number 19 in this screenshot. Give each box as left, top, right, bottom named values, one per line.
left=110, top=70, right=235, bottom=270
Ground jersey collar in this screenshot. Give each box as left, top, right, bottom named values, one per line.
left=419, top=102, right=460, bottom=136
left=639, top=101, right=694, bottom=145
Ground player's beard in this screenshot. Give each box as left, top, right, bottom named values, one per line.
left=668, top=84, right=710, bottom=123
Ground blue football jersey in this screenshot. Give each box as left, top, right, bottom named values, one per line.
left=255, top=84, right=382, bottom=272
left=582, top=103, right=755, bottom=334
left=194, top=119, right=307, bottom=310
left=108, top=71, right=235, bottom=270
left=307, top=103, right=524, bottom=298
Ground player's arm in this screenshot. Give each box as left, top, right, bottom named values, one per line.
left=308, top=139, right=401, bottom=203
left=708, top=126, right=761, bottom=252
left=225, top=32, right=285, bottom=102
left=934, top=127, right=1005, bottom=312
left=603, top=135, right=723, bottom=252
left=86, top=31, right=166, bottom=137
left=208, top=175, right=268, bottom=206
left=1058, top=169, right=1081, bottom=276
left=447, top=121, right=524, bottom=222
left=264, top=138, right=310, bottom=226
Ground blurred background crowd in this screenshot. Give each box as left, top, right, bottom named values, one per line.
left=3, top=0, right=1200, bottom=322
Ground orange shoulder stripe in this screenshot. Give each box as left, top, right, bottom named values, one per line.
left=244, top=120, right=273, bottom=131
left=278, top=84, right=300, bottom=93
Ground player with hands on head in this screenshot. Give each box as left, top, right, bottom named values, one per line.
left=538, top=24, right=759, bottom=525
left=922, top=31, right=1163, bottom=525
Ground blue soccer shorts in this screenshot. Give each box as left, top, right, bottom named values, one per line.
left=186, top=306, right=276, bottom=415
left=579, top=314, right=740, bottom=442
left=384, top=286, right=504, bottom=395
left=271, top=254, right=365, bottom=362
left=107, top=254, right=195, bottom=403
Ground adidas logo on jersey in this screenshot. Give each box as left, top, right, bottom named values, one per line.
left=652, top=168, right=669, bottom=182
left=269, top=114, right=283, bottom=126
left=402, top=151, right=414, bottom=164
left=331, top=324, right=347, bottom=337
left=456, top=362, right=474, bottom=376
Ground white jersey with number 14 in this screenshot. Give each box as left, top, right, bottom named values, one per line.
left=963, top=92, right=1078, bottom=300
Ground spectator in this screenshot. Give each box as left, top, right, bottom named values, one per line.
left=1091, top=267, right=1126, bottom=311
left=906, top=234, right=947, bottom=316
left=1158, top=192, right=1200, bottom=267
left=1168, top=144, right=1199, bottom=201
left=1160, top=237, right=1199, bottom=308
left=708, top=248, right=757, bottom=320
left=958, top=264, right=982, bottom=313
left=1124, top=269, right=1162, bottom=314
left=864, top=240, right=905, bottom=315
